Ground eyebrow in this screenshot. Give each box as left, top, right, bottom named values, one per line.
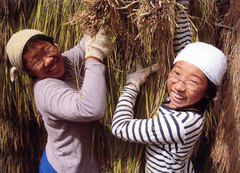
left=191, top=73, right=204, bottom=81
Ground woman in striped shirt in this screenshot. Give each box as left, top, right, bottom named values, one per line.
left=111, top=42, right=227, bottom=172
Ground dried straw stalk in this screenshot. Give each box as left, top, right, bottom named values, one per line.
left=209, top=0, right=240, bottom=172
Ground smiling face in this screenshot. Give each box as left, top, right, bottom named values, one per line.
left=23, top=40, right=65, bottom=79
left=167, top=61, right=209, bottom=109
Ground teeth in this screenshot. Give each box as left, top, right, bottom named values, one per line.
left=172, top=92, right=186, bottom=100
left=52, top=63, right=57, bottom=70
left=49, top=62, right=57, bottom=72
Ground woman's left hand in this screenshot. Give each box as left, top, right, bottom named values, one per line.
left=85, top=28, right=114, bottom=62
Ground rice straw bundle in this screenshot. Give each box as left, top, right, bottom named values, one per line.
left=208, top=1, right=240, bottom=172
left=71, top=1, right=177, bottom=172
left=69, top=0, right=120, bottom=37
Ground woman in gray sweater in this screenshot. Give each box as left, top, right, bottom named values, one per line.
left=6, top=29, right=114, bottom=173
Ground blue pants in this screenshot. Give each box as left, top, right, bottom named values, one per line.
left=39, top=149, right=57, bottom=173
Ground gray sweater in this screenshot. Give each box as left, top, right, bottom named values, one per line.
left=34, top=36, right=106, bottom=173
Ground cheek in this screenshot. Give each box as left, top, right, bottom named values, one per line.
left=56, top=59, right=65, bottom=78
left=59, top=64, right=65, bottom=76
left=187, top=89, right=207, bottom=104
left=167, top=79, right=171, bottom=92
left=28, top=65, right=47, bottom=78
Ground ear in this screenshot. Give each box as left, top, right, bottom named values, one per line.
left=213, top=87, right=220, bottom=101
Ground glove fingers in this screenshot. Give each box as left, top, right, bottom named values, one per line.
left=151, top=63, right=160, bottom=73
left=135, top=62, right=144, bottom=70
left=85, top=27, right=115, bottom=60
left=130, top=65, right=137, bottom=73
left=144, top=63, right=160, bottom=76
left=129, top=62, right=144, bottom=73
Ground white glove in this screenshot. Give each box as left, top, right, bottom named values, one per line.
left=85, top=29, right=114, bottom=62
left=126, top=62, right=160, bottom=90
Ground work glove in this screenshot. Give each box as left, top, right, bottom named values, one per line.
left=126, top=62, right=160, bottom=91
left=85, top=29, right=114, bottom=62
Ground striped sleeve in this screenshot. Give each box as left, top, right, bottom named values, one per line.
left=182, top=111, right=205, bottom=152
left=173, top=0, right=192, bottom=56
left=111, top=86, right=186, bottom=145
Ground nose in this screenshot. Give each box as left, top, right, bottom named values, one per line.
left=43, top=56, right=54, bottom=67
left=174, top=80, right=187, bottom=92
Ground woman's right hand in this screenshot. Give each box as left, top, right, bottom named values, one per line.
left=126, top=62, right=160, bottom=90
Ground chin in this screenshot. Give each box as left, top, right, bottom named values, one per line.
left=172, top=104, right=186, bottom=109
left=56, top=66, right=65, bottom=78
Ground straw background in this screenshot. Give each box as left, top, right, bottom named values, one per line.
left=0, top=0, right=239, bottom=172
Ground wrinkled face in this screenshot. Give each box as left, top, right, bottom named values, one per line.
left=167, top=61, right=209, bottom=109
left=23, top=40, right=65, bottom=79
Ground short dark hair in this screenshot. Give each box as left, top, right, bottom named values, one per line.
left=206, top=79, right=217, bottom=100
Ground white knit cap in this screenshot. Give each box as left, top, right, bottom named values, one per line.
left=173, top=42, right=227, bottom=86
left=6, top=29, right=46, bottom=81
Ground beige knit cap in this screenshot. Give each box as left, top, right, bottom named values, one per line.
left=6, top=29, right=46, bottom=81
left=174, top=42, right=227, bottom=86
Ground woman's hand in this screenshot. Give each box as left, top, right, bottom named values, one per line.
left=85, top=29, right=114, bottom=62
left=126, top=62, right=160, bottom=90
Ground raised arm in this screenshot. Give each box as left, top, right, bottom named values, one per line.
left=173, top=0, right=192, bottom=56
left=34, top=29, right=114, bottom=122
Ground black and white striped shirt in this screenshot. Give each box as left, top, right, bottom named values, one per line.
left=112, top=86, right=205, bottom=173
left=174, top=0, right=192, bottom=56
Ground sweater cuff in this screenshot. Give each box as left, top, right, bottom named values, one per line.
left=122, top=85, right=139, bottom=98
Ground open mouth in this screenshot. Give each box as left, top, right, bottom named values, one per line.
left=171, top=91, right=187, bottom=105
left=46, top=61, right=58, bottom=73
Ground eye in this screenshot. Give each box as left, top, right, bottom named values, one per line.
left=186, top=80, right=200, bottom=90
left=189, top=80, right=198, bottom=84
left=34, top=59, right=40, bottom=65
left=172, top=71, right=180, bottom=76
left=45, top=47, right=50, bottom=53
